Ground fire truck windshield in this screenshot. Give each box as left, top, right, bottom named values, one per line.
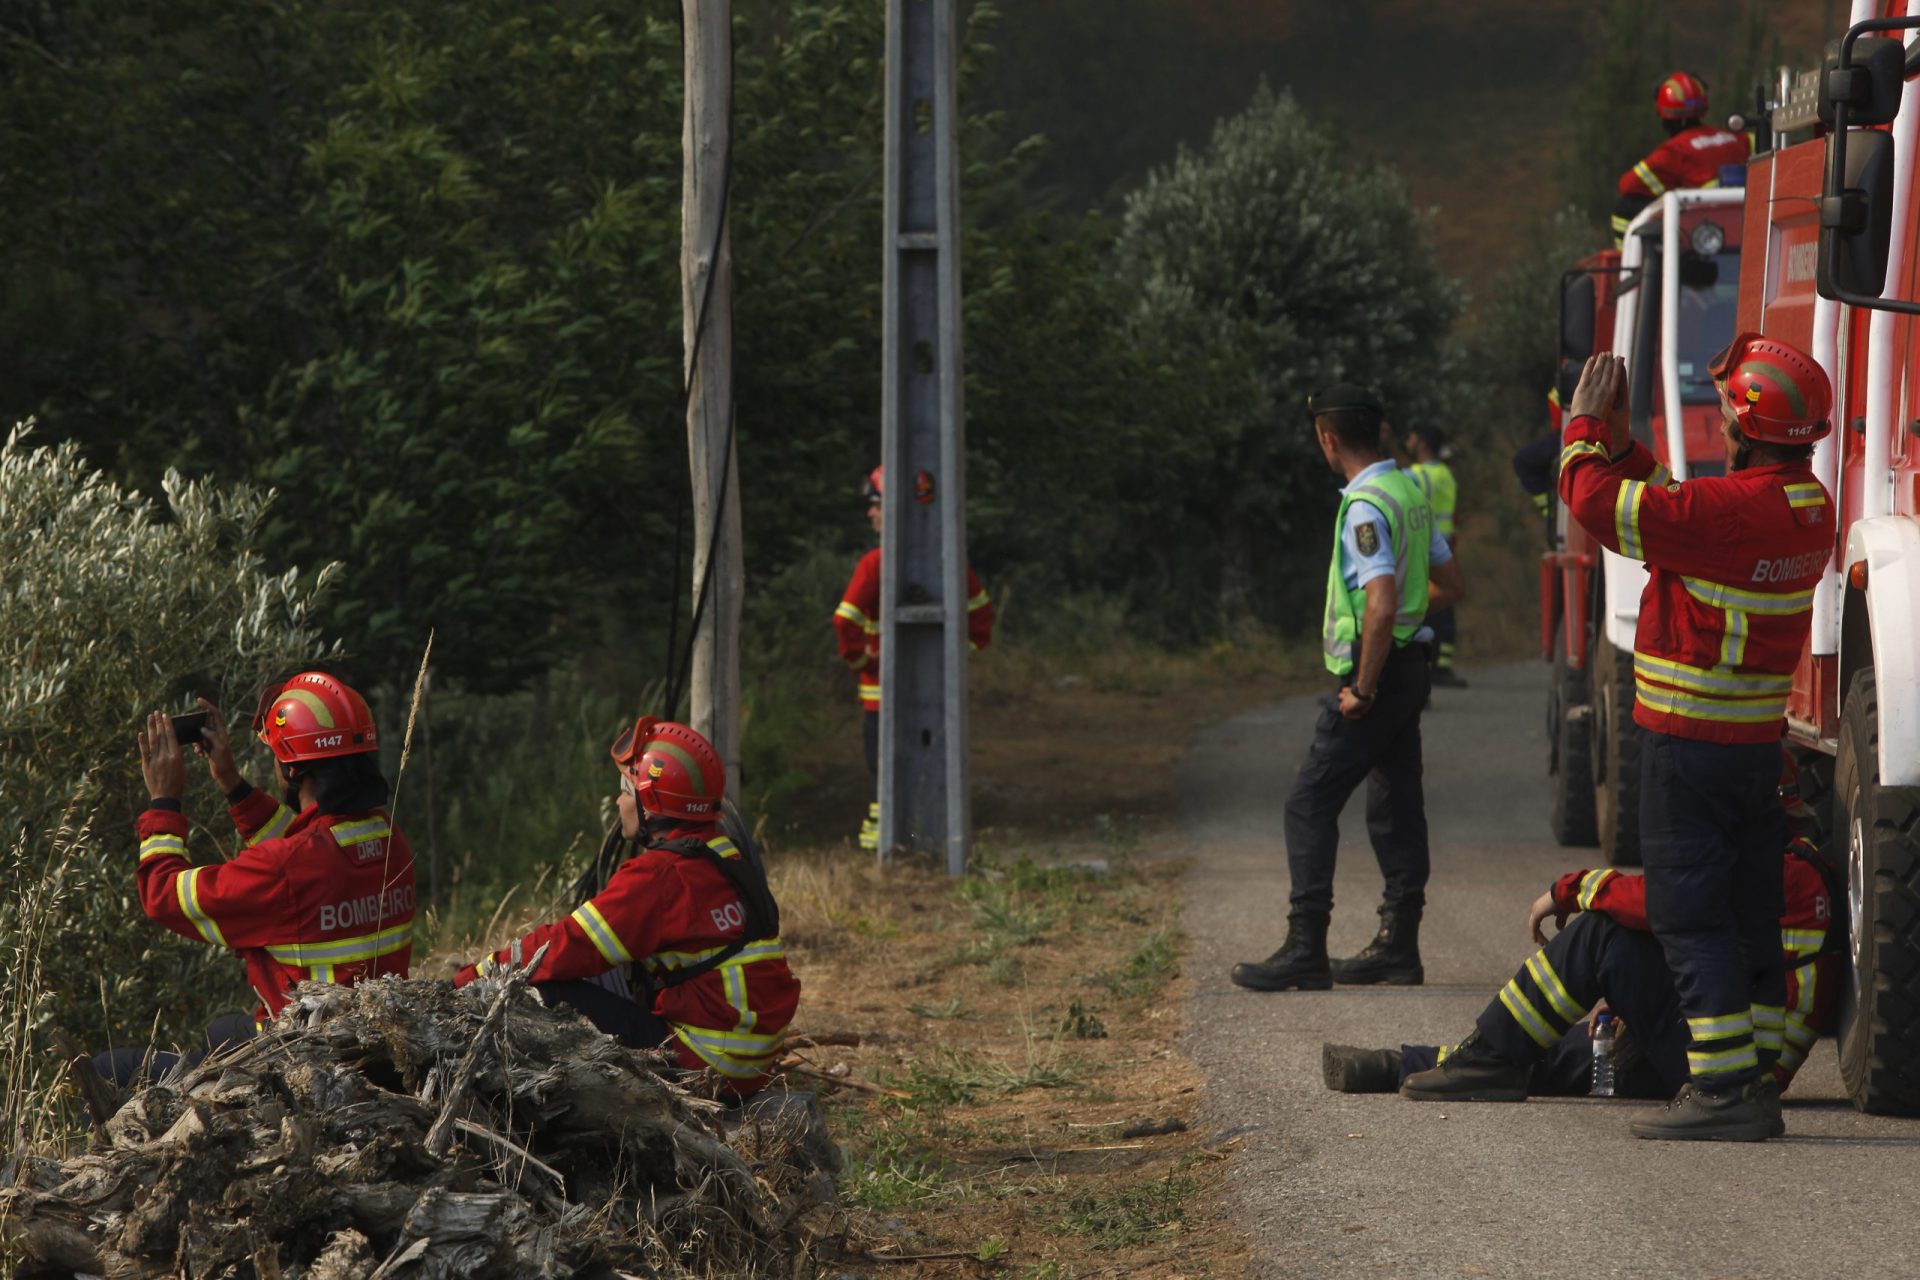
left=1674, top=250, right=1740, bottom=403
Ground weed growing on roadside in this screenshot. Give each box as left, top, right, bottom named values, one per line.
left=1056, top=1173, right=1199, bottom=1249
left=908, top=998, right=973, bottom=1020
left=1090, top=927, right=1182, bottom=999
left=1056, top=1000, right=1108, bottom=1040
left=841, top=1123, right=952, bottom=1209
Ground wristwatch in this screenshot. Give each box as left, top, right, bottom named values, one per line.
left=1350, top=686, right=1376, bottom=703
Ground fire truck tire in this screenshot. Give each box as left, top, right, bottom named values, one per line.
left=1592, top=630, right=1641, bottom=867
left=1835, top=668, right=1920, bottom=1116
left=1548, top=617, right=1598, bottom=846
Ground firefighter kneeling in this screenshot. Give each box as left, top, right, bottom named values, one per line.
left=102, top=670, right=415, bottom=1083
left=454, top=716, right=799, bottom=1098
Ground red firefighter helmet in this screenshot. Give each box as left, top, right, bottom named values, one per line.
left=610, top=715, right=725, bottom=822
left=1708, top=333, right=1833, bottom=444
left=252, top=671, right=379, bottom=764
left=864, top=466, right=884, bottom=506
left=1655, top=72, right=1709, bottom=121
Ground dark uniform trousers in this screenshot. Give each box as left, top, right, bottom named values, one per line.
left=1640, top=731, right=1786, bottom=1091
left=1285, top=642, right=1431, bottom=917
left=1441, top=910, right=1694, bottom=1097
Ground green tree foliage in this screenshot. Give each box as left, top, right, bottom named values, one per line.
left=1556, top=0, right=1676, bottom=227
left=0, top=423, right=334, bottom=1052
left=1112, top=84, right=1464, bottom=623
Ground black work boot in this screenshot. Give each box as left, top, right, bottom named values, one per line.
left=1230, top=912, right=1331, bottom=991
left=1399, top=1031, right=1531, bottom=1102
left=1331, top=904, right=1424, bottom=986
left=1629, top=1077, right=1779, bottom=1142
left=1322, top=1044, right=1402, bottom=1093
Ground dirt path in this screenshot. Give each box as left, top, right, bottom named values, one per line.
left=1178, top=662, right=1920, bottom=1279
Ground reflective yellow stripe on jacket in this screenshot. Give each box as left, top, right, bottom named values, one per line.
left=656, top=938, right=791, bottom=1080
left=247, top=804, right=295, bottom=847
left=264, top=921, right=412, bottom=969
left=140, top=833, right=188, bottom=863
left=176, top=867, right=229, bottom=947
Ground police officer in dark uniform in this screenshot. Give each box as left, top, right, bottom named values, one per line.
left=1231, top=386, right=1466, bottom=992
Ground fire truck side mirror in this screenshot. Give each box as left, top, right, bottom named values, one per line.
left=1819, top=36, right=1904, bottom=128
left=1559, top=275, right=1595, bottom=362
left=1818, top=128, right=1895, bottom=300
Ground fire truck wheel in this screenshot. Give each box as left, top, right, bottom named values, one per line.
left=1548, top=616, right=1598, bottom=846
left=1835, top=667, right=1920, bottom=1116
left=1592, top=629, right=1642, bottom=866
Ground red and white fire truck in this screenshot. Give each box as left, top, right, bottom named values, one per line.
left=1541, top=194, right=1746, bottom=865
left=1742, top=2, right=1920, bottom=1115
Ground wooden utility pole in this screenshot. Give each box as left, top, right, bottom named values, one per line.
left=682, top=0, right=742, bottom=780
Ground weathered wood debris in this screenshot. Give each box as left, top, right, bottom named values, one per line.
left=0, top=971, right=839, bottom=1278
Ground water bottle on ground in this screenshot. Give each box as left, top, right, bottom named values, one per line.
left=1590, top=1012, right=1618, bottom=1097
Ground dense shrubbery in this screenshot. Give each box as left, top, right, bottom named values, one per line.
left=0, top=424, right=332, bottom=1075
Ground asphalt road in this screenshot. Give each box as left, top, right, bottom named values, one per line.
left=1178, top=661, right=1920, bottom=1280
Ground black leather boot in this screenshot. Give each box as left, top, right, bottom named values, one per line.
left=1322, top=1043, right=1402, bottom=1093
left=1230, top=912, right=1331, bottom=991
left=1331, top=903, right=1424, bottom=986
left=1400, top=1030, right=1531, bottom=1102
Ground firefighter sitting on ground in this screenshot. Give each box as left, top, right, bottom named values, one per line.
left=1612, top=71, right=1751, bottom=246
left=102, top=670, right=415, bottom=1083
left=453, top=716, right=799, bottom=1097
left=833, top=465, right=994, bottom=851
left=1323, top=750, right=1837, bottom=1103
left=1402, top=423, right=1465, bottom=687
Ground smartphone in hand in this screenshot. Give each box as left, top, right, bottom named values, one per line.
left=170, top=711, right=209, bottom=747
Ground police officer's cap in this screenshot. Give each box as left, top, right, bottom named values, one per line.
left=1307, top=384, right=1384, bottom=419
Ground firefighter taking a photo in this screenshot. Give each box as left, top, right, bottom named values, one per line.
left=1554, top=337, right=1832, bottom=1140
left=104, top=669, right=415, bottom=1083
left=1231, top=385, right=1466, bottom=994
left=453, top=716, right=799, bottom=1098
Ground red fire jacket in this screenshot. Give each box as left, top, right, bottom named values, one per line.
left=137, top=786, right=415, bottom=1019
left=1552, top=838, right=1839, bottom=1089
left=834, top=546, right=994, bottom=710
left=1559, top=416, right=1831, bottom=743
left=1618, top=125, right=1753, bottom=199
left=454, top=824, right=800, bottom=1094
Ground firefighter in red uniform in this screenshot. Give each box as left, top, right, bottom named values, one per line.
left=1546, top=338, right=1832, bottom=1140
left=454, top=717, right=799, bottom=1097
left=1327, top=751, right=1838, bottom=1102
left=834, top=466, right=994, bottom=850
left=106, top=671, right=415, bottom=1082
left=1612, top=72, right=1751, bottom=246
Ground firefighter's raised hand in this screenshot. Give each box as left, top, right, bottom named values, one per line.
left=194, top=697, right=242, bottom=793
left=1567, top=353, right=1631, bottom=455
left=138, top=710, right=187, bottom=803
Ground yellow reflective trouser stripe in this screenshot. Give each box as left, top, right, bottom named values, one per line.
left=571, top=901, right=633, bottom=965
left=834, top=600, right=876, bottom=632
left=968, top=590, right=990, bottom=611
left=265, top=921, right=411, bottom=965
left=331, top=818, right=391, bottom=846
left=1682, top=577, right=1814, bottom=615
left=1614, top=480, right=1646, bottom=560
left=1781, top=928, right=1825, bottom=955
left=1634, top=683, right=1788, bottom=724
left=671, top=1025, right=780, bottom=1079
left=1498, top=981, right=1560, bottom=1047
left=1559, top=441, right=1610, bottom=470
left=1577, top=869, right=1616, bottom=910
left=247, top=805, right=295, bottom=847
left=1525, top=952, right=1584, bottom=1023
left=1634, top=161, right=1665, bottom=195
left=1436, top=1043, right=1453, bottom=1064
left=1753, top=1004, right=1785, bottom=1051
left=1687, top=1011, right=1753, bottom=1039
left=1633, top=654, right=1790, bottom=695
left=1780, top=1043, right=1808, bottom=1072
left=1688, top=1044, right=1759, bottom=1075
left=140, top=834, right=188, bottom=863
left=176, top=867, right=228, bottom=947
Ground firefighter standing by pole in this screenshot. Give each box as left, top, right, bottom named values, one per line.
left=833, top=466, right=993, bottom=852
left=1555, top=339, right=1832, bottom=1140
left=1612, top=72, right=1752, bottom=247
left=1230, top=386, right=1466, bottom=992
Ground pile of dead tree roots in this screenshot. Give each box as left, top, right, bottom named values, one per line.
left=1, top=973, right=837, bottom=1278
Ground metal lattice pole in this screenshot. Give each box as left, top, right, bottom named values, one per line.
left=878, top=0, right=969, bottom=874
